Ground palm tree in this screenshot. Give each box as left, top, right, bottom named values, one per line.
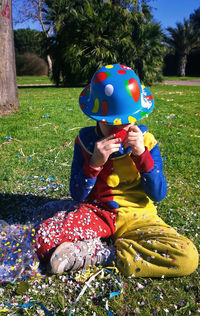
left=50, top=0, right=134, bottom=85
left=164, top=19, right=200, bottom=77
left=49, top=0, right=165, bottom=85
left=190, top=7, right=200, bottom=31
left=130, top=2, right=166, bottom=84
left=0, top=0, right=19, bottom=114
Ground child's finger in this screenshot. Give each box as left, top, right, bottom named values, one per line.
left=103, top=133, right=117, bottom=141
left=123, top=135, right=137, bottom=145
left=127, top=131, right=140, bottom=138
left=123, top=141, right=133, bottom=149
left=109, top=145, right=121, bottom=154
left=123, top=136, right=139, bottom=147
left=126, top=134, right=138, bottom=140
left=104, top=137, right=122, bottom=145
left=129, top=125, right=140, bottom=133
left=105, top=143, right=121, bottom=151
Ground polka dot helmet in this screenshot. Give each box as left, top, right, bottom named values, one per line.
left=79, top=64, right=154, bottom=125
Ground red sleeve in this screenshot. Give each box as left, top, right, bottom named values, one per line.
left=83, top=161, right=103, bottom=178
left=75, top=135, right=103, bottom=178
left=131, top=147, right=154, bottom=173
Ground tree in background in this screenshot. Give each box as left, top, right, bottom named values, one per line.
left=50, top=0, right=134, bottom=85
left=0, top=0, right=19, bottom=114
left=12, top=0, right=200, bottom=80
left=190, top=7, right=200, bottom=31
left=14, top=28, right=48, bottom=76
left=188, top=7, right=200, bottom=76
left=14, top=28, right=46, bottom=58
left=164, top=16, right=200, bottom=77
left=13, top=0, right=53, bottom=75
left=48, top=0, right=165, bottom=85
left=130, top=2, right=166, bottom=84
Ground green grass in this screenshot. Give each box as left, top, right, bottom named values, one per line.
left=163, top=76, right=200, bottom=81
left=16, top=75, right=200, bottom=86
left=0, top=84, right=199, bottom=315
left=17, top=76, right=53, bottom=85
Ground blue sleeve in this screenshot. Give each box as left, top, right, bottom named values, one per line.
left=69, top=142, right=97, bottom=202
left=140, top=144, right=167, bottom=202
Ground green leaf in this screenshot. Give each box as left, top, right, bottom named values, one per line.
left=16, top=280, right=30, bottom=295
left=56, top=292, right=65, bottom=309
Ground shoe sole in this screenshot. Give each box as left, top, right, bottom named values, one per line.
left=49, top=241, right=92, bottom=274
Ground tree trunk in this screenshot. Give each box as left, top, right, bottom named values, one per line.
left=47, top=54, right=53, bottom=77
left=0, top=0, right=19, bottom=115
left=178, top=54, right=187, bottom=77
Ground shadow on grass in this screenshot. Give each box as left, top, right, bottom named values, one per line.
left=0, top=193, right=72, bottom=225
left=17, top=84, right=57, bottom=88
left=17, top=84, right=85, bottom=88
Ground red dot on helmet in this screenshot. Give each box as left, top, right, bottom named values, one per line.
left=101, top=101, right=108, bottom=116
left=94, top=72, right=107, bottom=84
left=117, top=70, right=126, bottom=75
left=128, top=78, right=140, bottom=102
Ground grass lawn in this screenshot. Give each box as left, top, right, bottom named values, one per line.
left=16, top=75, right=200, bottom=86
left=0, top=82, right=199, bottom=315
left=17, top=76, right=53, bottom=85
left=163, top=76, right=200, bottom=81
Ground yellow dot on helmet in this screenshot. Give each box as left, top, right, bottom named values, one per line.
left=128, top=116, right=137, bottom=123
left=92, top=98, right=99, bottom=113
left=105, top=65, right=114, bottom=69
left=106, top=173, right=120, bottom=187
left=113, top=118, right=122, bottom=125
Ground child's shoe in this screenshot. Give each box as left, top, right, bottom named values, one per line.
left=49, top=239, right=115, bottom=274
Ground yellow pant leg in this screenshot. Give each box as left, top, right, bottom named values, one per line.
left=115, top=210, right=199, bottom=277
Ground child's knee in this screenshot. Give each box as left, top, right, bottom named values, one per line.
left=175, top=240, right=199, bottom=276
left=115, top=237, right=199, bottom=277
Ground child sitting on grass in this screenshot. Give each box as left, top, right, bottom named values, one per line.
left=34, top=64, right=199, bottom=277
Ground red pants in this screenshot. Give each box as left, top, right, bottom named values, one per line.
left=34, top=203, right=117, bottom=260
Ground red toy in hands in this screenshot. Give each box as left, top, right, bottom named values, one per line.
left=110, top=128, right=127, bottom=142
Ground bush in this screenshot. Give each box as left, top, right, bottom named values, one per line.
left=16, top=53, right=48, bottom=76
left=50, top=1, right=165, bottom=86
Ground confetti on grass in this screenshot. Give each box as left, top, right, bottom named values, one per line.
left=69, top=266, right=122, bottom=316
left=0, top=136, right=21, bottom=148
left=0, top=266, right=122, bottom=316
left=15, top=175, right=64, bottom=196
left=2, top=301, right=54, bottom=316
left=42, top=113, right=51, bottom=118
left=0, top=221, right=42, bottom=283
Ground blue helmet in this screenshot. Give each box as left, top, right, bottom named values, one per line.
left=79, top=64, right=154, bottom=125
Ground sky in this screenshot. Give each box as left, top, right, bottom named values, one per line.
left=12, top=0, right=200, bottom=31
left=151, top=0, right=200, bottom=29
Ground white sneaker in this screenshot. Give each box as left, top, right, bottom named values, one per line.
left=49, top=239, right=115, bottom=274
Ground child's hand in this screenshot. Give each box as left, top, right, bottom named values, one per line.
left=90, top=134, right=121, bottom=167
left=123, top=125, right=145, bottom=156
